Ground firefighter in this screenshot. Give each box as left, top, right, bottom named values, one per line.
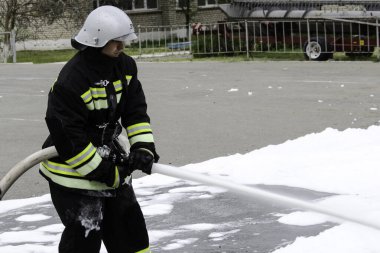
left=39, top=5, right=159, bottom=253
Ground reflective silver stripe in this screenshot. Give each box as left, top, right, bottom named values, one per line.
left=127, top=123, right=152, bottom=137
left=76, top=152, right=102, bottom=176
left=129, top=133, right=154, bottom=146
left=40, top=164, right=113, bottom=191
left=116, top=93, right=121, bottom=103
left=66, top=143, right=96, bottom=168
left=90, top=87, right=107, bottom=98
left=81, top=90, right=92, bottom=103
left=113, top=80, right=123, bottom=92
left=81, top=88, right=108, bottom=110
left=42, top=160, right=82, bottom=177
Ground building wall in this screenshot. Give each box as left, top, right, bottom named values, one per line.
left=32, top=19, right=81, bottom=40
left=129, top=7, right=226, bottom=27
left=18, top=2, right=227, bottom=50
left=129, top=11, right=164, bottom=27
left=177, top=7, right=227, bottom=25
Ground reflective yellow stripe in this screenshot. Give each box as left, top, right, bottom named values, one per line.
left=127, top=123, right=152, bottom=137
left=66, top=143, right=95, bottom=167
left=126, top=75, right=132, bottom=82
left=81, top=88, right=109, bottom=111
left=113, top=166, right=120, bottom=188
left=93, top=99, right=108, bottom=110
left=113, top=80, right=123, bottom=92
left=40, top=164, right=113, bottom=191
left=135, top=246, right=151, bottom=253
left=90, top=87, right=107, bottom=98
left=81, top=90, right=92, bottom=103
left=76, top=152, right=102, bottom=176
left=129, top=133, right=154, bottom=146
left=42, top=160, right=82, bottom=177
left=86, top=102, right=95, bottom=110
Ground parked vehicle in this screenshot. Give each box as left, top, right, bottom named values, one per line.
left=192, top=20, right=379, bottom=60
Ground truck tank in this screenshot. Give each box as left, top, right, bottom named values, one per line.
left=220, top=0, right=380, bottom=20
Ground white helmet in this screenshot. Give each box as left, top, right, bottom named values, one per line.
left=74, top=5, right=137, bottom=48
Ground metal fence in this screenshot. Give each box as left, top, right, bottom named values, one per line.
left=0, top=31, right=16, bottom=63
left=132, top=25, right=191, bottom=58
left=134, top=19, right=380, bottom=61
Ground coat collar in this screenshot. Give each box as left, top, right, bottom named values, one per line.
left=81, top=47, right=119, bottom=74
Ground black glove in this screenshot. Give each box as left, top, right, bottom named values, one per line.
left=128, top=148, right=156, bottom=175
left=97, top=145, right=132, bottom=186
left=117, top=165, right=132, bottom=184
left=97, top=145, right=128, bottom=165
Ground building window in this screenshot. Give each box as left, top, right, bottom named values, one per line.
left=125, top=0, right=158, bottom=10
left=177, top=0, right=229, bottom=8
left=198, top=0, right=216, bottom=6
left=177, top=0, right=190, bottom=8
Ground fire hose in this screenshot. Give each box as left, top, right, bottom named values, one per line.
left=1, top=145, right=380, bottom=231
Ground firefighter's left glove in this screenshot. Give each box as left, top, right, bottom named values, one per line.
left=128, top=148, right=156, bottom=175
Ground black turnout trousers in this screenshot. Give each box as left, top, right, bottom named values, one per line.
left=49, top=183, right=149, bottom=253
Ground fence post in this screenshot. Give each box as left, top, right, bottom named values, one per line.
left=377, top=19, right=379, bottom=60
left=307, top=19, right=311, bottom=60
left=11, top=30, right=16, bottom=63
left=245, top=20, right=249, bottom=59
left=170, top=26, right=174, bottom=54
left=138, top=25, right=142, bottom=57
left=188, top=23, right=192, bottom=55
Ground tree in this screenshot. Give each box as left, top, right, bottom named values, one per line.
left=178, top=0, right=196, bottom=26
left=0, top=0, right=90, bottom=37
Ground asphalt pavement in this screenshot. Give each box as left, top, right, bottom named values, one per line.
left=0, top=60, right=379, bottom=252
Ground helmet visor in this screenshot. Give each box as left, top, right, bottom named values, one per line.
left=114, top=33, right=138, bottom=42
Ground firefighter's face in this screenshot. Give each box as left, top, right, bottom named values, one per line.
left=101, top=40, right=125, bottom=58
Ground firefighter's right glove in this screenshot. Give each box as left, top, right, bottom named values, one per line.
left=128, top=148, right=154, bottom=175
left=97, top=145, right=128, bottom=165
left=117, top=165, right=132, bottom=185
left=97, top=145, right=132, bottom=185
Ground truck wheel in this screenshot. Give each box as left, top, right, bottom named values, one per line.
left=303, top=38, right=331, bottom=61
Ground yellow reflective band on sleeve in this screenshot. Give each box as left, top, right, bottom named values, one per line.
left=76, top=152, right=102, bottom=176
left=40, top=163, right=113, bottom=191
left=113, top=80, right=123, bottom=92
left=126, top=75, right=132, bottom=82
left=41, top=160, right=82, bottom=177
left=113, top=166, right=120, bottom=188
left=127, top=123, right=152, bottom=138
left=81, top=90, right=92, bottom=103
left=66, top=143, right=96, bottom=168
left=135, top=246, right=151, bottom=253
left=129, top=133, right=154, bottom=146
